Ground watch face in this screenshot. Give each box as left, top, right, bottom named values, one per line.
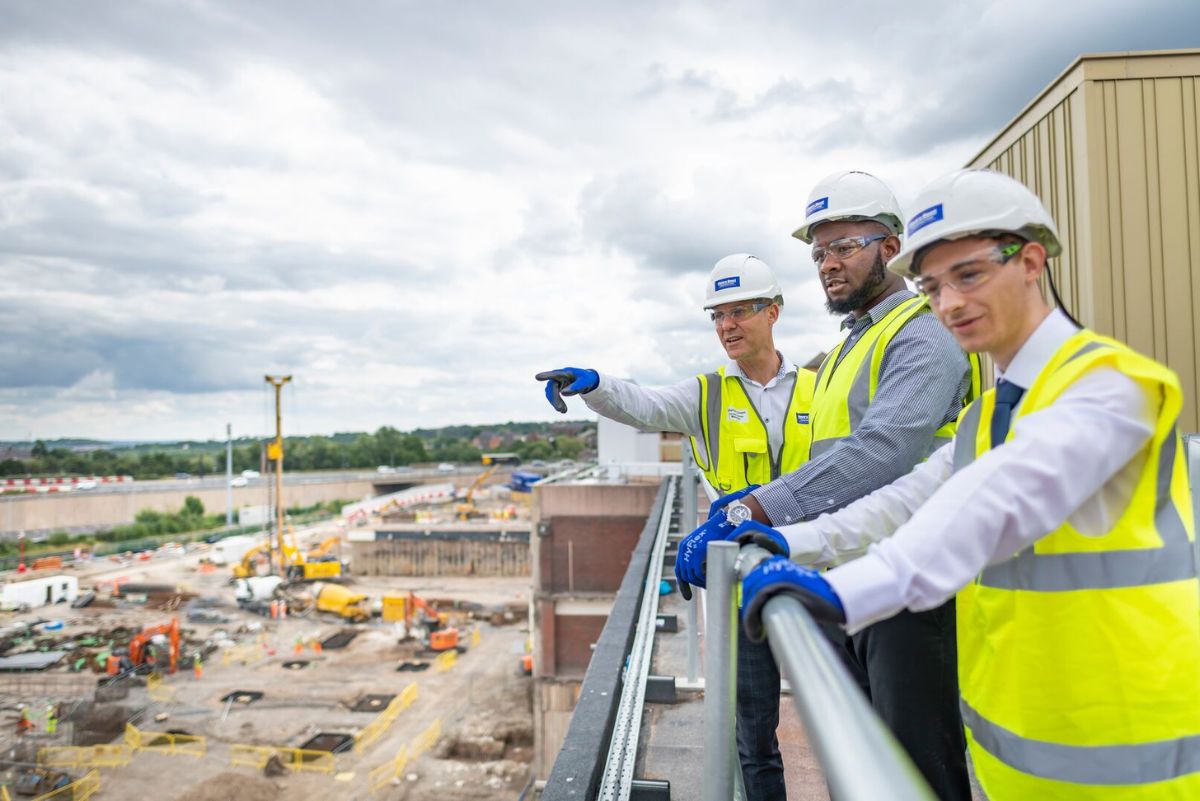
left=726, top=501, right=751, bottom=525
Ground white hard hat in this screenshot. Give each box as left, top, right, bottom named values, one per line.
left=793, top=171, right=904, bottom=243
left=888, top=169, right=1062, bottom=278
left=703, top=254, right=784, bottom=309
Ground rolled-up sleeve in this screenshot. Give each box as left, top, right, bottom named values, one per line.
left=582, top=373, right=703, bottom=440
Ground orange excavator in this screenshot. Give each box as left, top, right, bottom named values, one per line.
left=406, top=593, right=461, bottom=652
left=128, top=618, right=181, bottom=674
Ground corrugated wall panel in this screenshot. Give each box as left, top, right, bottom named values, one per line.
left=974, top=64, right=1200, bottom=432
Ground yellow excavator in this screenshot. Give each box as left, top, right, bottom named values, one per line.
left=455, top=465, right=497, bottom=520
left=231, top=531, right=342, bottom=581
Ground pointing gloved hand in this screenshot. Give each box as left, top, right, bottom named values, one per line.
left=535, top=368, right=600, bottom=414
left=728, top=520, right=790, bottom=557
left=741, top=557, right=845, bottom=642
left=674, top=512, right=737, bottom=600
left=707, top=484, right=760, bottom=520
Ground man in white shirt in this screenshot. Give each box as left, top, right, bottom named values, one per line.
left=536, top=253, right=815, bottom=800
left=734, top=169, right=1200, bottom=800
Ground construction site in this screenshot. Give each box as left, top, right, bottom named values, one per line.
left=0, top=451, right=539, bottom=801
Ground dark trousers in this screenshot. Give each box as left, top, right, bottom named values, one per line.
left=736, top=627, right=785, bottom=801
left=736, top=604, right=969, bottom=801
left=838, top=602, right=971, bottom=801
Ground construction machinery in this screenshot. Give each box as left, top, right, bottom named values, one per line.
left=455, top=465, right=497, bottom=520
left=404, top=592, right=462, bottom=652
left=311, top=582, right=369, bottom=622
left=231, top=533, right=342, bottom=581
left=128, top=617, right=181, bottom=674
left=306, top=535, right=342, bottom=561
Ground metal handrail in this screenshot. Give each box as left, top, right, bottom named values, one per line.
left=690, top=458, right=936, bottom=801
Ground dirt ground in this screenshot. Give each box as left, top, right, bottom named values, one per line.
left=0, top=519, right=535, bottom=801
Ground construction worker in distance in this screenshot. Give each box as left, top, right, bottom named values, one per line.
left=536, top=253, right=815, bottom=798
left=674, top=171, right=979, bottom=800
left=45, top=704, right=57, bottom=735
left=734, top=168, right=1200, bottom=800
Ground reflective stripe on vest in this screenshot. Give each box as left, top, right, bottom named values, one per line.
left=691, top=366, right=814, bottom=493
left=809, top=295, right=978, bottom=459
left=952, top=329, right=1200, bottom=798
left=961, top=698, right=1200, bottom=786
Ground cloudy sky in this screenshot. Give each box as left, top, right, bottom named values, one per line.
left=2, top=1, right=1197, bottom=441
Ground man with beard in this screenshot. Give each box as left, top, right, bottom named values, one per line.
left=675, top=171, right=977, bottom=800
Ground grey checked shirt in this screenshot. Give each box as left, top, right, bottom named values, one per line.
left=751, top=289, right=971, bottom=525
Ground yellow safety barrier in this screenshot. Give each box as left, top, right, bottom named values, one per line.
left=369, top=746, right=410, bottom=794
left=146, top=673, right=177, bottom=703
left=124, top=723, right=206, bottom=758
left=411, top=718, right=442, bottom=758
left=354, top=682, right=419, bottom=753
left=29, top=770, right=100, bottom=801
left=228, top=744, right=334, bottom=774
left=435, top=650, right=457, bottom=672
left=2, top=785, right=10, bottom=801
left=230, top=744, right=275, bottom=768
left=38, top=745, right=132, bottom=769
left=471, top=626, right=481, bottom=647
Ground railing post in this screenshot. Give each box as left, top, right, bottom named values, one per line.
left=703, top=541, right=739, bottom=801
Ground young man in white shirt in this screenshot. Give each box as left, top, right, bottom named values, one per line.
left=734, top=169, right=1200, bottom=801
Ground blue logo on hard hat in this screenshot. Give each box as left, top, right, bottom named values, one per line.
left=715, top=276, right=741, bottom=291
left=908, top=204, right=944, bottom=234
left=806, top=197, right=829, bottom=217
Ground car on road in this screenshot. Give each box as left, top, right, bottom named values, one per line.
left=436, top=463, right=456, bottom=473
left=376, top=465, right=396, bottom=474
left=241, top=470, right=260, bottom=479
left=74, top=480, right=98, bottom=491
left=230, top=476, right=248, bottom=488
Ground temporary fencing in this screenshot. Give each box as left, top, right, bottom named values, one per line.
left=355, top=682, right=419, bottom=753
left=435, top=650, right=457, bottom=672
left=229, top=744, right=335, bottom=774
left=38, top=745, right=133, bottom=769
left=124, top=723, right=206, bottom=758
left=27, top=770, right=100, bottom=801
left=146, top=673, right=177, bottom=703
left=368, top=745, right=410, bottom=793
left=411, top=718, right=442, bottom=758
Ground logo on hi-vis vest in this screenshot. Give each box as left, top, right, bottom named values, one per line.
left=908, top=203, right=944, bottom=234
left=727, top=407, right=748, bottom=423
left=714, top=276, right=741, bottom=292
left=806, top=197, right=829, bottom=217
left=795, top=413, right=809, bottom=424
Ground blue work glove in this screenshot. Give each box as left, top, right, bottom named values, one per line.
left=741, top=557, right=845, bottom=642
left=534, top=368, right=600, bottom=414
left=728, top=520, right=789, bottom=558
left=707, top=484, right=760, bottom=520
left=673, top=513, right=736, bottom=600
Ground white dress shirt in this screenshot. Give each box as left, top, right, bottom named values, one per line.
left=582, top=353, right=800, bottom=460
left=775, top=309, right=1157, bottom=633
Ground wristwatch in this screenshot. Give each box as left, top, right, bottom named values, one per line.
left=725, top=500, right=753, bottom=526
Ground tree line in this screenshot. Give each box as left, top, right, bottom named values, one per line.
left=1, top=423, right=591, bottom=480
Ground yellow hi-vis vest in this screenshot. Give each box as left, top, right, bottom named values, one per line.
left=951, top=329, right=1200, bottom=800
left=689, top=366, right=815, bottom=494
left=809, top=296, right=982, bottom=458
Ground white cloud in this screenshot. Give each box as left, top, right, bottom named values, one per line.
left=1, top=1, right=1196, bottom=440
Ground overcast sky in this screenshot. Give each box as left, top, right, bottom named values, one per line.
left=2, top=1, right=1197, bottom=442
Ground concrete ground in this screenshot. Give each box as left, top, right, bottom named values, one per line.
left=0, top=520, right=535, bottom=801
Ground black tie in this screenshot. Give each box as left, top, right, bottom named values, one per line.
left=990, top=379, right=1025, bottom=448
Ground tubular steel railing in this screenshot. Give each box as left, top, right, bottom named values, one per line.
left=692, top=458, right=936, bottom=801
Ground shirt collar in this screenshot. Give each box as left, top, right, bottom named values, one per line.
left=725, top=351, right=797, bottom=388
left=995, top=308, right=1080, bottom=389
left=840, top=288, right=916, bottom=330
